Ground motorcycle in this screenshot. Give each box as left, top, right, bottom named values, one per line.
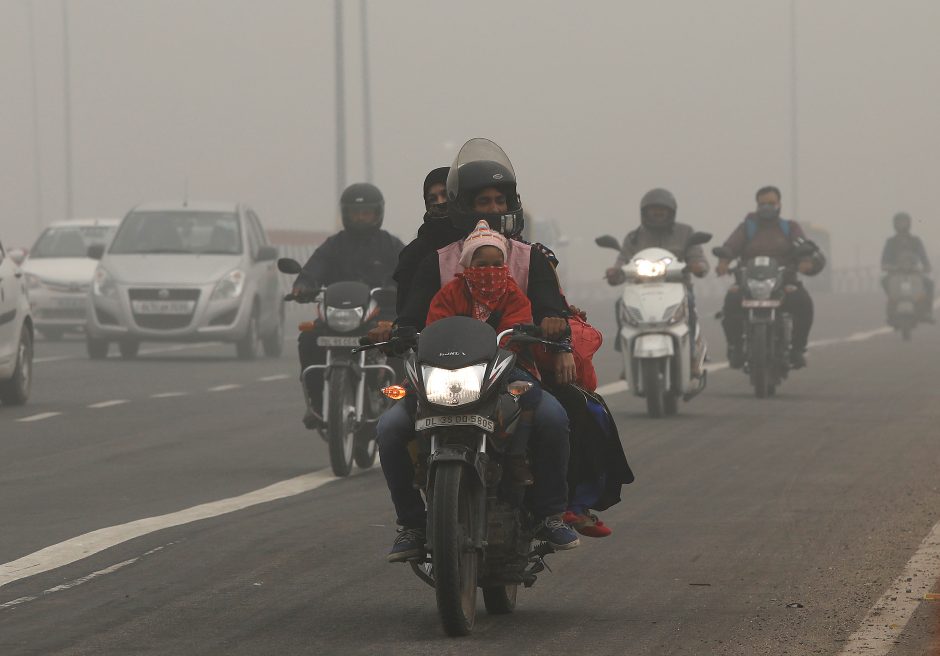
left=357, top=317, right=569, bottom=636
left=713, top=243, right=815, bottom=398
left=595, top=233, right=712, bottom=418
left=277, top=258, right=397, bottom=476
left=883, top=253, right=928, bottom=341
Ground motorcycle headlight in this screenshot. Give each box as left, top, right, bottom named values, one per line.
left=24, top=273, right=44, bottom=290
left=422, top=364, right=487, bottom=407
left=663, top=302, right=687, bottom=325
left=326, top=306, right=364, bottom=332
left=634, top=257, right=671, bottom=278
left=619, top=303, right=644, bottom=326
left=93, top=266, right=118, bottom=298
left=211, top=269, right=246, bottom=301
left=746, top=278, right=776, bottom=300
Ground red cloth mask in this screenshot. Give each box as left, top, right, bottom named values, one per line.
left=459, top=265, right=510, bottom=321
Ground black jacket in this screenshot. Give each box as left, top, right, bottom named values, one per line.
left=294, top=229, right=405, bottom=291
left=397, top=244, right=569, bottom=330
left=393, top=214, right=465, bottom=314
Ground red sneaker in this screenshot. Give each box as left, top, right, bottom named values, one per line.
left=562, top=510, right=612, bottom=538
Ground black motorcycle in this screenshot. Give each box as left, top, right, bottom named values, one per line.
left=714, top=244, right=815, bottom=398
left=278, top=258, right=397, bottom=476
left=358, top=317, right=569, bottom=636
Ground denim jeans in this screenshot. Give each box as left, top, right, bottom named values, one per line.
left=377, top=385, right=570, bottom=528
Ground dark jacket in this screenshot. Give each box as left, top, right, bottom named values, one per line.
left=722, top=214, right=825, bottom=274
left=882, top=234, right=931, bottom=272
left=393, top=214, right=465, bottom=314
left=294, top=229, right=405, bottom=291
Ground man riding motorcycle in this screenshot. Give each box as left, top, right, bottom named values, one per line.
left=604, top=188, right=709, bottom=374
left=290, top=182, right=404, bottom=427
left=378, top=140, right=580, bottom=562
left=716, top=185, right=825, bottom=369
left=881, top=211, right=934, bottom=322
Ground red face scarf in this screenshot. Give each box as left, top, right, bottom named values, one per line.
left=459, top=265, right=510, bottom=321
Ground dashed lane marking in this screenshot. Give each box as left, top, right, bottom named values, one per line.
left=150, top=392, right=187, bottom=399
left=208, top=384, right=241, bottom=392
left=258, top=374, right=290, bottom=382
left=15, top=412, right=62, bottom=423
left=87, top=399, right=130, bottom=409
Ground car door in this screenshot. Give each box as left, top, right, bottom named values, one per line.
left=0, top=241, right=20, bottom=364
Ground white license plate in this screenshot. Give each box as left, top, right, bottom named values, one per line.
left=317, top=336, right=361, bottom=348
left=131, top=300, right=195, bottom=315
left=416, top=415, right=495, bottom=432
left=742, top=299, right=781, bottom=308
left=56, top=297, right=86, bottom=309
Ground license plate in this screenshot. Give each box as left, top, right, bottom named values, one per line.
left=56, top=297, right=86, bottom=309
left=416, top=415, right=495, bottom=432
left=317, top=336, right=361, bottom=348
left=131, top=300, right=195, bottom=315
left=742, top=299, right=781, bottom=308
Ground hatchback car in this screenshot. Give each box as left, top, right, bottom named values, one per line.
left=22, top=218, right=119, bottom=340
left=86, top=202, right=283, bottom=360
left=0, top=239, right=33, bottom=405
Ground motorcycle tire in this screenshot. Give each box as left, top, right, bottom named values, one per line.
left=432, top=462, right=479, bottom=636
left=353, top=424, right=377, bottom=469
left=483, top=584, right=518, bottom=615
left=749, top=323, right=771, bottom=399
left=327, top=368, right=356, bottom=477
left=643, top=359, right=665, bottom=418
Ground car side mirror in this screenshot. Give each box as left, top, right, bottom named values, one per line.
left=595, top=235, right=621, bottom=251
left=87, top=243, right=105, bottom=260
left=688, top=232, right=712, bottom=247
left=256, top=245, right=278, bottom=262
left=277, top=257, right=303, bottom=274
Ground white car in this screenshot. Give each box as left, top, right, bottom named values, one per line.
left=22, top=218, right=119, bottom=339
left=86, top=201, right=284, bottom=360
left=0, top=239, right=33, bottom=405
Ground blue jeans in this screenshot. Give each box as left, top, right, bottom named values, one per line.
left=377, top=386, right=570, bottom=528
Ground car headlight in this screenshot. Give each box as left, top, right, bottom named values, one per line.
left=634, top=257, right=671, bottom=278
left=93, top=266, right=118, bottom=298
left=746, top=278, right=776, bottom=300
left=663, top=302, right=687, bottom=325
left=211, top=269, right=246, bottom=301
left=326, top=306, right=364, bottom=332
left=619, top=303, right=644, bottom=326
left=24, top=273, right=44, bottom=290
left=422, top=364, right=487, bottom=407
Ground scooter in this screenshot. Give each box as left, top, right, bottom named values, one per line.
left=884, top=253, right=928, bottom=341
left=596, top=232, right=711, bottom=418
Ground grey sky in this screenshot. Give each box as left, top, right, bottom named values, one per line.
left=2, top=0, right=938, bottom=275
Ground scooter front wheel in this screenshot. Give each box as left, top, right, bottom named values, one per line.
left=642, top=359, right=665, bottom=418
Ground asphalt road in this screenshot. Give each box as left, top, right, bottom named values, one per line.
left=1, top=292, right=939, bottom=655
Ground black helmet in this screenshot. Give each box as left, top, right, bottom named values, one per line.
left=640, top=188, right=677, bottom=230
left=340, top=182, right=384, bottom=233
left=893, top=211, right=912, bottom=233
left=447, top=138, right=524, bottom=237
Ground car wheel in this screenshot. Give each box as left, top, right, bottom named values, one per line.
left=87, top=338, right=109, bottom=359
left=0, top=328, right=33, bottom=406
left=262, top=306, right=285, bottom=358
left=118, top=339, right=140, bottom=359
left=236, top=311, right=261, bottom=360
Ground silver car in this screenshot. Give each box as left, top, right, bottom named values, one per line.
left=86, top=202, right=284, bottom=360
left=0, top=238, right=33, bottom=405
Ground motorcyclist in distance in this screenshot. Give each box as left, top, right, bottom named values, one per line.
left=715, top=185, right=825, bottom=369
left=289, top=182, right=404, bottom=427
left=882, top=211, right=934, bottom=322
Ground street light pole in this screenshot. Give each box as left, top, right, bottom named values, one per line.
left=334, top=0, right=346, bottom=200
left=789, top=0, right=799, bottom=220
left=62, top=0, right=74, bottom=219
left=360, top=0, right=374, bottom=183
left=26, top=0, right=44, bottom=230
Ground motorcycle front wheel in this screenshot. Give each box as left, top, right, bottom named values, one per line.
left=432, top=462, right=479, bottom=636
left=642, top=359, right=666, bottom=418
left=749, top=323, right=771, bottom=399
left=327, top=368, right=357, bottom=476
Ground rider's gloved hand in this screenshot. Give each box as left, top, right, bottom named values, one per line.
left=716, top=259, right=731, bottom=276
left=605, top=267, right=625, bottom=285
left=798, top=259, right=814, bottom=274
left=366, top=321, right=393, bottom=345
left=688, top=260, right=709, bottom=277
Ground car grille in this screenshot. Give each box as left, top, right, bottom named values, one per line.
left=129, top=288, right=200, bottom=331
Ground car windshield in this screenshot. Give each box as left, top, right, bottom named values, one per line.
left=109, top=212, right=242, bottom=255
left=30, top=225, right=117, bottom=259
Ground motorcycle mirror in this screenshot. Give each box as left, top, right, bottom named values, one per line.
left=712, top=246, right=733, bottom=259
left=277, top=257, right=303, bottom=274
left=595, top=235, right=621, bottom=251
left=687, top=232, right=712, bottom=247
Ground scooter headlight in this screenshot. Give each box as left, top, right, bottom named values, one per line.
left=326, top=306, right=364, bottom=332
left=422, top=364, right=487, bottom=407
left=634, top=257, right=671, bottom=279
left=746, top=278, right=776, bottom=300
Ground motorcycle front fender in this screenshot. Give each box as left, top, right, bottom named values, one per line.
left=632, top=333, right=675, bottom=358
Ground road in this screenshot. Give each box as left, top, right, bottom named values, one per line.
left=1, top=292, right=938, bottom=655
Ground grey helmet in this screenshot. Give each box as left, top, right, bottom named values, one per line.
left=640, top=188, right=677, bottom=230
left=893, top=211, right=912, bottom=233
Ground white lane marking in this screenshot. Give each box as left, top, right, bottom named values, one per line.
left=0, top=558, right=137, bottom=610
left=0, top=469, right=347, bottom=590
left=837, top=519, right=940, bottom=655
left=258, top=374, right=290, bottom=382
left=208, top=384, right=241, bottom=392
left=32, top=355, right=76, bottom=364
left=595, top=380, right=628, bottom=396
left=150, top=391, right=187, bottom=399
left=33, top=342, right=222, bottom=366
left=15, top=412, right=62, bottom=423
left=87, top=399, right=130, bottom=409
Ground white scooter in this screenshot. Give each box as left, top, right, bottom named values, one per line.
left=596, top=233, right=711, bottom=418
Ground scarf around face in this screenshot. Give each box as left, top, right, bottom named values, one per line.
left=459, top=265, right=510, bottom=321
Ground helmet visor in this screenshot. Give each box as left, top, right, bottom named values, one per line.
left=447, top=138, right=517, bottom=205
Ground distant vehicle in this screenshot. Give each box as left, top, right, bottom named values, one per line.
left=0, top=238, right=33, bottom=405
left=85, top=201, right=283, bottom=360
left=22, top=218, right=119, bottom=340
